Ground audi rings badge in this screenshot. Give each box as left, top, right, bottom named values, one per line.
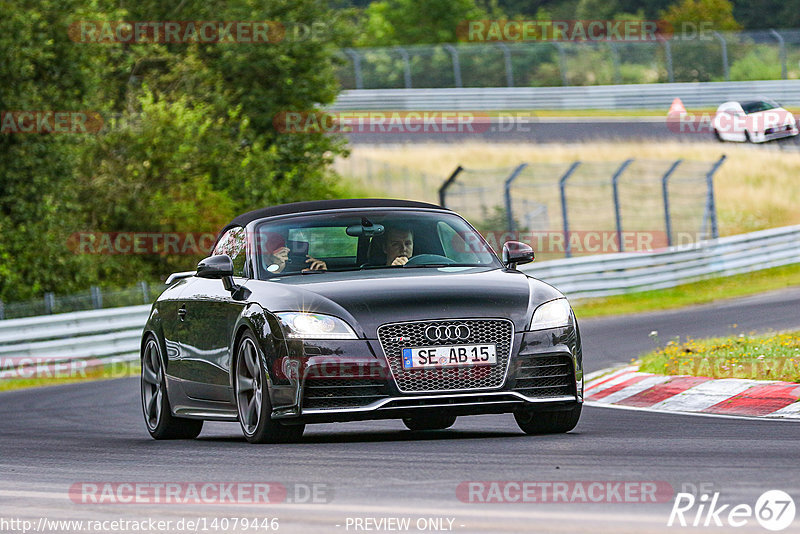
left=424, top=324, right=471, bottom=342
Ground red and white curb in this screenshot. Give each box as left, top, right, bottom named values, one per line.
left=584, top=366, right=800, bottom=419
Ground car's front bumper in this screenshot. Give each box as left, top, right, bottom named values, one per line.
left=271, top=326, right=582, bottom=423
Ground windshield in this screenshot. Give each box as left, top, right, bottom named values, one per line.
left=741, top=100, right=779, bottom=114
left=253, top=209, right=501, bottom=278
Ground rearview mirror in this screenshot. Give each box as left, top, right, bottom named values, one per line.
left=346, top=223, right=385, bottom=237
left=502, top=241, right=534, bottom=269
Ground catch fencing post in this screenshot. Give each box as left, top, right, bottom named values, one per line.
left=503, top=163, right=529, bottom=232
left=439, top=165, right=464, bottom=208
left=770, top=30, right=788, bottom=80
left=609, top=42, right=622, bottom=84
left=712, top=32, right=729, bottom=81
left=495, top=43, right=514, bottom=87
left=443, top=44, right=462, bottom=88
left=612, top=159, right=634, bottom=252
left=343, top=48, right=364, bottom=89
left=660, top=159, right=682, bottom=247
left=44, top=292, right=55, bottom=315
left=705, top=155, right=726, bottom=239
left=559, top=162, right=581, bottom=258
left=662, top=40, right=674, bottom=83
left=90, top=286, right=103, bottom=309
left=394, top=46, right=413, bottom=88
left=139, top=281, right=150, bottom=304
left=553, top=43, right=569, bottom=86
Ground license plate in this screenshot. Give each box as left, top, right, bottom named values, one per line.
left=402, top=344, right=496, bottom=369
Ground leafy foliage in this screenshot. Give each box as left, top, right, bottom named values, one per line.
left=0, top=0, right=353, bottom=302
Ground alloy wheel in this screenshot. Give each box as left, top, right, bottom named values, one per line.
left=236, top=337, right=263, bottom=435
left=141, top=339, right=163, bottom=430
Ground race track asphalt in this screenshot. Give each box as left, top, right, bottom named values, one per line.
left=1, top=288, right=799, bottom=533
left=344, top=117, right=800, bottom=146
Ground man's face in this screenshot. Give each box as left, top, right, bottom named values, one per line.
left=383, top=229, right=413, bottom=265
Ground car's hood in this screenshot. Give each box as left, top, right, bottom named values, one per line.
left=245, top=267, right=563, bottom=337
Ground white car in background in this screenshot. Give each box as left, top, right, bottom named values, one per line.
left=712, top=99, right=798, bottom=143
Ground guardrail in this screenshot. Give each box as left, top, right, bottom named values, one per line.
left=521, top=224, right=800, bottom=299
left=0, top=225, right=797, bottom=373
left=331, top=80, right=800, bottom=111
left=0, top=306, right=149, bottom=378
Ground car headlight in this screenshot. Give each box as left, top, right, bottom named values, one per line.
left=529, top=299, right=573, bottom=331
left=275, top=312, right=357, bottom=340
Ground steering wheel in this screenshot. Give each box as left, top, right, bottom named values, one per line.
left=403, top=254, right=456, bottom=266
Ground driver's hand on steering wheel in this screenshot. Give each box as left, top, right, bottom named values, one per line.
left=391, top=255, right=409, bottom=266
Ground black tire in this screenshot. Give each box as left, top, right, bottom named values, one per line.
left=141, top=335, right=203, bottom=440
left=234, top=331, right=305, bottom=444
left=713, top=129, right=723, bottom=142
left=514, top=404, right=582, bottom=435
left=744, top=130, right=752, bottom=143
left=402, top=414, right=457, bottom=431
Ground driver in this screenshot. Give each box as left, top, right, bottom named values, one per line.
left=383, top=225, right=414, bottom=266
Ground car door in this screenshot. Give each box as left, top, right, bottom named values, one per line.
left=175, top=226, right=250, bottom=402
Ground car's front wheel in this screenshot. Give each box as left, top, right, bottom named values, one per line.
left=235, top=332, right=305, bottom=444
left=402, top=414, right=457, bottom=431
left=514, top=404, right=581, bottom=435
left=141, top=335, right=203, bottom=440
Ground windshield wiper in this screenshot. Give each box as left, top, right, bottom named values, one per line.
left=402, top=263, right=485, bottom=268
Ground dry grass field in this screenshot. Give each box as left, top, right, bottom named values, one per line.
left=342, top=141, right=800, bottom=237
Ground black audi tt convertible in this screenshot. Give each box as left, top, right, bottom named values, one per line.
left=140, top=199, right=583, bottom=443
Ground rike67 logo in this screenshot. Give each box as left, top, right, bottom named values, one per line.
left=668, top=490, right=796, bottom=531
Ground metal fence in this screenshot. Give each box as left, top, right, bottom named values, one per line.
left=338, top=155, right=725, bottom=260
left=1, top=224, right=797, bottom=377
left=0, top=305, right=148, bottom=377
left=521, top=224, right=800, bottom=299
left=330, top=80, right=800, bottom=111
left=0, top=155, right=724, bottom=319
left=333, top=157, right=440, bottom=202
left=336, top=29, right=800, bottom=90
left=0, top=282, right=162, bottom=321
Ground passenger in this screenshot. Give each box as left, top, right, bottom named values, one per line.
left=261, top=232, right=327, bottom=273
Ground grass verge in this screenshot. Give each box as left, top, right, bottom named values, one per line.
left=572, top=263, right=800, bottom=319
left=0, top=361, right=139, bottom=393
left=637, top=331, right=800, bottom=382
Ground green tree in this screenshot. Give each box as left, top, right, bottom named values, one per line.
left=662, top=0, right=741, bottom=33
left=359, top=0, right=495, bottom=45
left=0, top=0, right=125, bottom=300
left=660, top=0, right=741, bottom=81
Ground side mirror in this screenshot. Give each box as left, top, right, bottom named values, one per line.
left=197, top=254, right=234, bottom=279
left=502, top=241, right=534, bottom=269
left=196, top=254, right=239, bottom=292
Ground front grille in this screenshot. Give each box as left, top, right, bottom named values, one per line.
left=513, top=354, right=574, bottom=398
left=377, top=319, right=513, bottom=393
left=302, top=378, right=389, bottom=410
